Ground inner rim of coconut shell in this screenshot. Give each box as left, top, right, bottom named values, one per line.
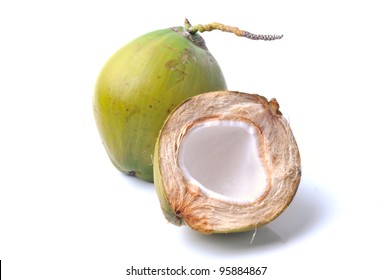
left=178, top=120, right=267, bottom=203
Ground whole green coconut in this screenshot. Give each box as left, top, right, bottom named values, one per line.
left=93, top=26, right=227, bottom=182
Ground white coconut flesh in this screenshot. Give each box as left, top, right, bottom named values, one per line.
left=178, top=120, right=267, bottom=203
left=154, top=91, right=301, bottom=234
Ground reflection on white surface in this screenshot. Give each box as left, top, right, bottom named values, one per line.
left=179, top=180, right=334, bottom=254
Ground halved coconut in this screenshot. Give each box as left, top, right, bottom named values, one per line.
left=154, top=91, right=301, bottom=234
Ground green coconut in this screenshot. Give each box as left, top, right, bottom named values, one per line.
left=154, top=91, right=301, bottom=234
left=93, top=26, right=227, bottom=182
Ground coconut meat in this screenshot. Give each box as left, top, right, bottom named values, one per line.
left=178, top=120, right=267, bottom=203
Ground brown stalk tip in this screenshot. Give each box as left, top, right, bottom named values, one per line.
left=184, top=18, right=283, bottom=41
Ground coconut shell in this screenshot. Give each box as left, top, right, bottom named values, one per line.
left=154, top=91, right=301, bottom=234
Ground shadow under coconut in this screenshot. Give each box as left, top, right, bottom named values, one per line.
left=120, top=172, right=155, bottom=189
left=180, top=180, right=332, bottom=254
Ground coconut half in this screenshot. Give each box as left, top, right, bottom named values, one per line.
left=154, top=91, right=301, bottom=234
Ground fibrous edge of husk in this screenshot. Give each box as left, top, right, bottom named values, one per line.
left=154, top=90, right=301, bottom=234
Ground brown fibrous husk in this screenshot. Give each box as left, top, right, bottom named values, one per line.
left=154, top=91, right=301, bottom=234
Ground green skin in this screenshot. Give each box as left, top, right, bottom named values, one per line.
left=93, top=27, right=227, bottom=182
left=153, top=141, right=177, bottom=225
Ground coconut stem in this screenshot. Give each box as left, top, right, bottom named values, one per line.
left=184, top=18, right=283, bottom=41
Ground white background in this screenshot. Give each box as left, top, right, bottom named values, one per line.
left=1, top=0, right=391, bottom=279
